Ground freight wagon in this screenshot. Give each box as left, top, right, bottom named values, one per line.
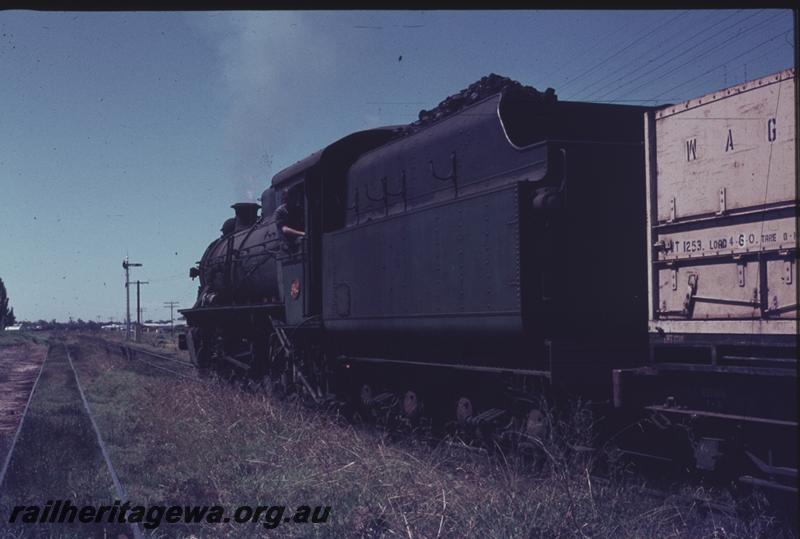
left=613, top=68, right=797, bottom=492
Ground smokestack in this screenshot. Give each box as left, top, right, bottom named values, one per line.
left=231, top=202, right=260, bottom=232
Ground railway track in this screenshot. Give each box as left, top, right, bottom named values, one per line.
left=116, top=343, right=205, bottom=384
left=82, top=335, right=209, bottom=386
left=65, top=346, right=144, bottom=539
left=0, top=343, right=143, bottom=538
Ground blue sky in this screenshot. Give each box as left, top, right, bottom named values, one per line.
left=0, top=10, right=794, bottom=322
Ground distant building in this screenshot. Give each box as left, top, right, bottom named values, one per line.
left=141, top=321, right=187, bottom=333
left=102, top=323, right=127, bottom=331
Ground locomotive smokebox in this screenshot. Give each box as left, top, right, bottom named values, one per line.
left=231, top=202, right=260, bottom=232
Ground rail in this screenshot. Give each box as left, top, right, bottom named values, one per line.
left=0, top=345, right=48, bottom=492
left=116, top=342, right=209, bottom=386
left=65, top=346, right=145, bottom=539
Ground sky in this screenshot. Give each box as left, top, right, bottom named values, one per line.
left=0, top=10, right=795, bottom=323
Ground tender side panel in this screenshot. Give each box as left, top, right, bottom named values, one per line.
left=322, top=185, right=522, bottom=333
left=648, top=69, right=797, bottom=334
left=344, top=95, right=550, bottom=226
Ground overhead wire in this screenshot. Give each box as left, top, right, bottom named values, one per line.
left=601, top=11, right=786, bottom=101
left=669, top=36, right=794, bottom=100
left=576, top=9, right=745, bottom=100
left=556, top=10, right=690, bottom=92
left=533, top=13, right=656, bottom=86
left=652, top=28, right=794, bottom=99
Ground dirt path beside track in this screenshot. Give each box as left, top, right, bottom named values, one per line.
left=0, top=338, right=47, bottom=455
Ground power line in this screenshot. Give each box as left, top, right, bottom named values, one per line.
left=653, top=28, right=793, bottom=99
left=533, top=13, right=654, bottom=86
left=602, top=11, right=786, bottom=101
left=164, top=301, right=179, bottom=333
left=671, top=38, right=793, bottom=101
left=575, top=10, right=744, bottom=100
left=597, top=10, right=772, bottom=98
left=557, top=10, right=690, bottom=92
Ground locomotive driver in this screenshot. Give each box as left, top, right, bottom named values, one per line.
left=274, top=189, right=305, bottom=241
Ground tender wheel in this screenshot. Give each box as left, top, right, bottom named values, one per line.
left=524, top=409, right=546, bottom=439
left=456, top=397, right=474, bottom=424
left=403, top=390, right=422, bottom=417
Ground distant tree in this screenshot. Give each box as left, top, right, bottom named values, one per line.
left=5, top=308, right=15, bottom=326
left=0, top=277, right=10, bottom=329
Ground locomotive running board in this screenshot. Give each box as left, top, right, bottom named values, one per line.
left=180, top=304, right=284, bottom=323
left=338, top=355, right=551, bottom=378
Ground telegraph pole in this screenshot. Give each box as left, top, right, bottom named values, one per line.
left=122, top=257, right=142, bottom=341
left=164, top=301, right=179, bottom=332
left=135, top=280, right=149, bottom=342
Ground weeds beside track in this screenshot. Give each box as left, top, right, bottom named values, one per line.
left=43, top=334, right=793, bottom=538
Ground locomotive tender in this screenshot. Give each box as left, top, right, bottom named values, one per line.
left=180, top=71, right=797, bottom=487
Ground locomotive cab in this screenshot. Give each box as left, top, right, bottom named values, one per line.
left=269, top=128, right=405, bottom=326
left=274, top=180, right=309, bottom=321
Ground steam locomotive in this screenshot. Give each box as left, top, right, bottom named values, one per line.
left=180, top=72, right=796, bottom=491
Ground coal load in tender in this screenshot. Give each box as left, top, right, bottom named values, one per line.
left=407, top=73, right=557, bottom=134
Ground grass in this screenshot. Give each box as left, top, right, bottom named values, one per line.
left=50, top=334, right=794, bottom=539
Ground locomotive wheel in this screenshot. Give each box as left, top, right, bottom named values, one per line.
left=456, top=397, right=474, bottom=424
left=187, top=328, right=213, bottom=369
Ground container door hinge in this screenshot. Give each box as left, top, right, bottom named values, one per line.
left=717, top=187, right=726, bottom=215
left=784, top=260, right=793, bottom=285
left=737, top=262, right=746, bottom=287
left=668, top=198, right=676, bottom=222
